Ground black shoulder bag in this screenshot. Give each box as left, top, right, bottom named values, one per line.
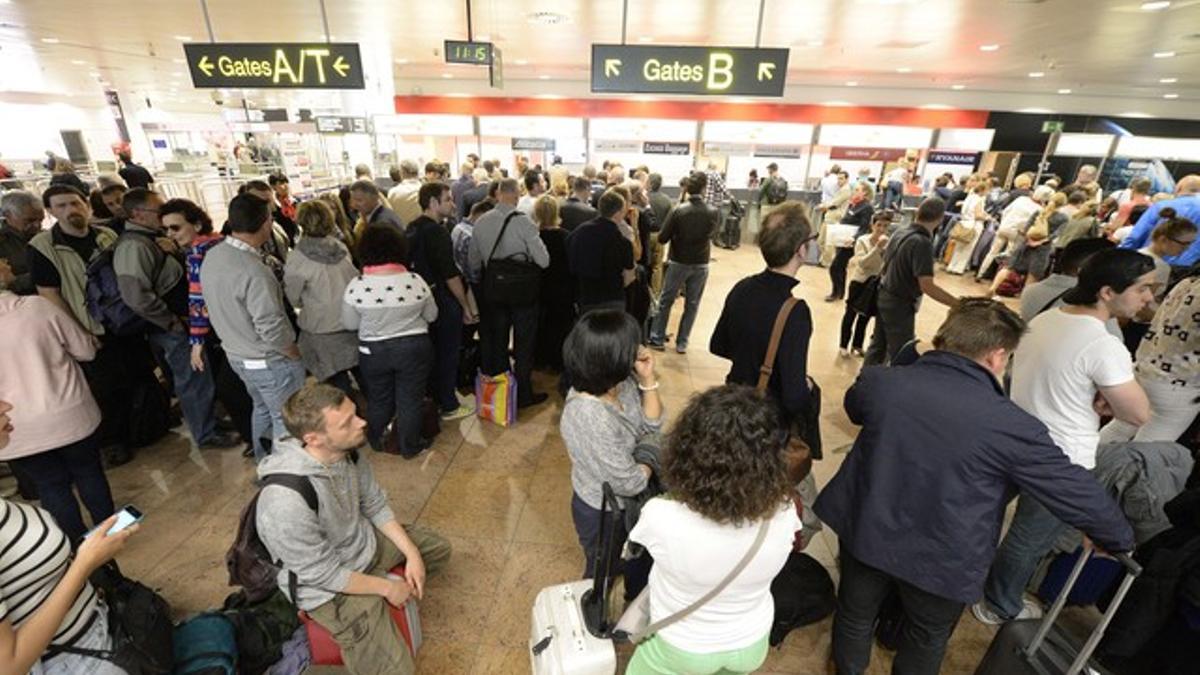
left=483, top=212, right=542, bottom=305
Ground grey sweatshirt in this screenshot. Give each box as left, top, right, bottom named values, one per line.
left=341, top=269, right=438, bottom=341
left=113, top=224, right=186, bottom=330
left=283, top=238, right=359, bottom=335
left=560, top=378, right=663, bottom=509
left=467, top=203, right=550, bottom=282
left=199, top=239, right=296, bottom=360
left=255, top=438, right=397, bottom=611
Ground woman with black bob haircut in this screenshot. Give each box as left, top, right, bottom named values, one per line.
left=625, top=384, right=799, bottom=675
left=560, top=309, right=663, bottom=604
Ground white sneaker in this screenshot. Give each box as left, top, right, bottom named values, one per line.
left=440, top=404, right=473, bottom=421
left=972, top=599, right=1043, bottom=626
left=838, top=348, right=850, bottom=357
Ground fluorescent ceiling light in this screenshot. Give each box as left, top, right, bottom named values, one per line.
left=979, top=44, right=1000, bottom=52
left=1140, top=1, right=1171, bottom=10
left=1057, top=88, right=1072, bottom=94
left=1153, top=51, right=1176, bottom=58
left=638, top=37, right=653, bottom=43
left=538, top=74, right=551, bottom=80
left=514, top=59, right=528, bottom=65
left=896, top=67, right=912, bottom=73
left=70, top=59, right=86, bottom=65
left=173, top=35, right=193, bottom=41
left=441, top=73, right=453, bottom=79
left=1028, top=71, right=1045, bottom=78
left=807, top=40, right=824, bottom=47
left=1159, top=77, right=1177, bottom=83
left=40, top=37, right=59, bottom=44
left=823, top=101, right=853, bottom=107
left=395, top=58, right=409, bottom=64
left=173, top=58, right=186, bottom=64
left=845, top=81, right=859, bottom=87
left=921, top=104, right=953, bottom=110
left=1163, top=93, right=1179, bottom=99
left=1017, top=107, right=1054, bottom=113
left=951, top=84, right=966, bottom=90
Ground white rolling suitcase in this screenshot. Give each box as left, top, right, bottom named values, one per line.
left=529, top=484, right=620, bottom=675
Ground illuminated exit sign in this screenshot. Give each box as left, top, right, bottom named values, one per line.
left=591, top=44, right=788, bottom=97
left=183, top=43, right=365, bottom=89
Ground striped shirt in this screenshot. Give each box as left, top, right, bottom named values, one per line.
left=0, top=499, right=98, bottom=645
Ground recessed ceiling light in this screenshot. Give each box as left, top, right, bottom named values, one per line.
left=896, top=67, right=912, bottom=73
left=1028, top=71, right=1045, bottom=78
left=1057, top=88, right=1072, bottom=94
left=40, top=37, right=59, bottom=44
left=1153, top=51, right=1176, bottom=58
left=70, top=59, right=86, bottom=65
left=1163, top=93, right=1179, bottom=98
left=951, top=84, right=966, bottom=90
left=845, top=81, right=859, bottom=87
left=173, top=35, right=193, bottom=41
left=441, top=73, right=453, bottom=79
left=1159, top=77, right=1178, bottom=83
left=1141, top=1, right=1171, bottom=10
left=526, top=11, right=570, bottom=25
left=637, top=36, right=653, bottom=43
left=979, top=44, right=1000, bottom=52
left=538, top=74, right=551, bottom=80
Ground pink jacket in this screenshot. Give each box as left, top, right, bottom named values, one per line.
left=0, top=293, right=101, bottom=460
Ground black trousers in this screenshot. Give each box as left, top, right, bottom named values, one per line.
left=9, top=431, right=114, bottom=543
left=832, top=549, right=964, bottom=675
left=840, top=284, right=872, bottom=351
left=481, top=299, right=539, bottom=404
left=863, top=291, right=917, bottom=367
left=829, top=246, right=854, bottom=299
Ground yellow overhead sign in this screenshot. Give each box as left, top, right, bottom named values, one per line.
left=183, top=43, right=365, bottom=89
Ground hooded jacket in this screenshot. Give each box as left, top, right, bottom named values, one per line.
left=814, top=350, right=1134, bottom=604
left=283, top=237, right=358, bottom=335
left=254, top=438, right=396, bottom=611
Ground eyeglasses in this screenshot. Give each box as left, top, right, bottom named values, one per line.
left=1170, top=237, right=1195, bottom=247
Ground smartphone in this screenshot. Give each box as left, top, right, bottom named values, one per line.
left=90, top=505, right=143, bottom=537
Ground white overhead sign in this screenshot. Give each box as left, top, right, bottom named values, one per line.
left=1052, top=133, right=1114, bottom=157
left=818, top=124, right=933, bottom=149
left=373, top=114, right=473, bottom=136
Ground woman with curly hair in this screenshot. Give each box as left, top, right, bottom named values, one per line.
left=625, top=384, right=801, bottom=675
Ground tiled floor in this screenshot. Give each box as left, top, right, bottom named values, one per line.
left=105, top=243, right=1011, bottom=674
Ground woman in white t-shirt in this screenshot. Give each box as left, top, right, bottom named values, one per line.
left=626, top=385, right=800, bottom=675
left=947, top=179, right=989, bottom=274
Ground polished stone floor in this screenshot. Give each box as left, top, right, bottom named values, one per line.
left=102, top=243, right=1011, bottom=674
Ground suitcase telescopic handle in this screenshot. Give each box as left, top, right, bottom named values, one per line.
left=1023, top=544, right=1141, bottom=675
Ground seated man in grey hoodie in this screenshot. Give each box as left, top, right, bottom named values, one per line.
left=256, top=383, right=451, bottom=675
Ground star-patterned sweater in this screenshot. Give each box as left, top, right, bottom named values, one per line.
left=341, top=263, right=438, bottom=341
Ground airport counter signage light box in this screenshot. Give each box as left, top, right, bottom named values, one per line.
left=591, top=44, right=789, bottom=97
left=184, top=43, right=365, bottom=89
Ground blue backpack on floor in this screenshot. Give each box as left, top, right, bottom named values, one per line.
left=173, top=612, right=237, bottom=675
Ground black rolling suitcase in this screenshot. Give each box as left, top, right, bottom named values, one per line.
left=974, top=546, right=1142, bottom=675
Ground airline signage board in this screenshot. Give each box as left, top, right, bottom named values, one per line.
left=184, top=42, right=365, bottom=89
left=315, top=116, right=368, bottom=134
left=591, top=44, right=789, bottom=97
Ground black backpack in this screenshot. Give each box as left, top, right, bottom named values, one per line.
left=768, top=552, right=836, bottom=646
left=85, top=230, right=165, bottom=336
left=765, top=177, right=790, bottom=205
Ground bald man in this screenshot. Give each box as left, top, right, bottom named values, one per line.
left=1119, top=175, right=1200, bottom=265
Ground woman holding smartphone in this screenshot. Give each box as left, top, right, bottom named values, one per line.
left=0, top=401, right=139, bottom=675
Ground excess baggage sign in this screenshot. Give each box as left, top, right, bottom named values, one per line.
left=591, top=44, right=789, bottom=97
left=183, top=43, right=365, bottom=89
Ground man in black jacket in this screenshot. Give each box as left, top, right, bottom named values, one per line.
left=567, top=190, right=633, bottom=316
left=0, top=189, right=43, bottom=295
left=814, top=299, right=1134, bottom=675
left=560, top=176, right=598, bottom=232
left=647, top=172, right=717, bottom=354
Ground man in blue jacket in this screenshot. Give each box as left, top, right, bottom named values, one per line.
left=814, top=298, right=1134, bottom=675
left=1119, top=174, right=1200, bottom=264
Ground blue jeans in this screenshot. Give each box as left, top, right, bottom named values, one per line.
left=983, top=492, right=1068, bottom=619
left=430, top=286, right=464, bottom=413
left=228, top=355, right=307, bottom=461
left=358, top=335, right=434, bottom=455
left=149, top=329, right=217, bottom=445
left=649, top=262, right=709, bottom=349
left=10, top=431, right=114, bottom=543
left=570, top=493, right=650, bottom=602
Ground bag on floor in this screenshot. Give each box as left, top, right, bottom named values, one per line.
left=995, top=267, right=1027, bottom=297
left=299, top=566, right=421, bottom=666
left=531, top=484, right=619, bottom=674
left=476, top=371, right=517, bottom=427
left=1036, top=547, right=1123, bottom=608
left=173, top=612, right=237, bottom=675
left=222, top=588, right=302, bottom=675
left=265, top=627, right=311, bottom=675
left=46, top=563, right=175, bottom=675
left=768, top=552, right=836, bottom=646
